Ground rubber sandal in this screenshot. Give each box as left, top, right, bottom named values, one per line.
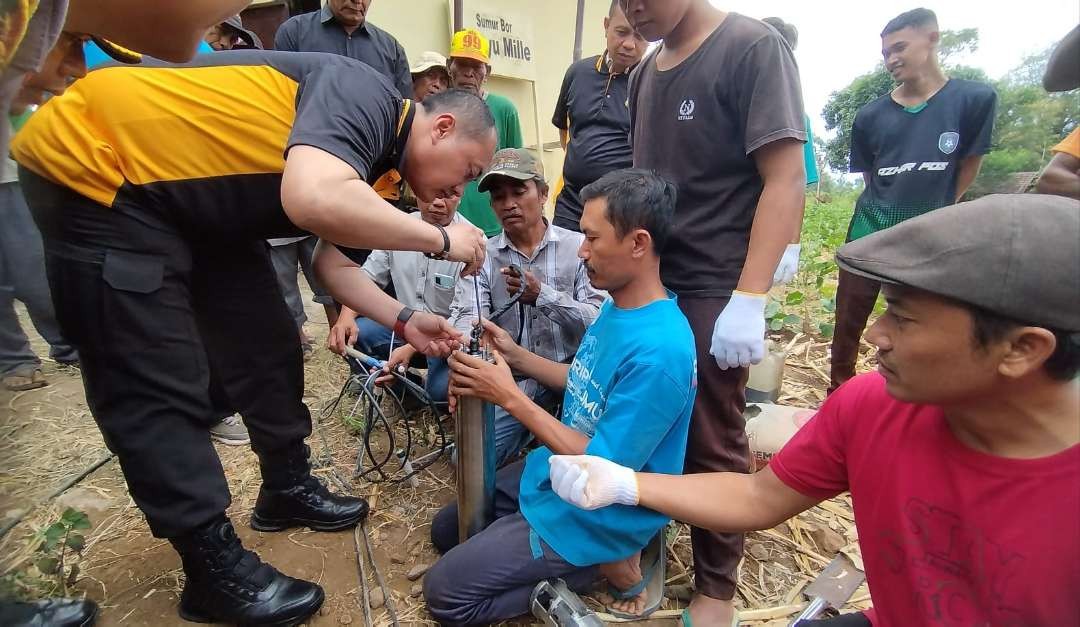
left=605, top=531, right=665, bottom=620
left=608, top=576, right=648, bottom=601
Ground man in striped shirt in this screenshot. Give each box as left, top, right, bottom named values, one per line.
left=450, top=148, right=605, bottom=465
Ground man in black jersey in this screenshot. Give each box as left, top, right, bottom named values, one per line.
left=830, top=8, right=997, bottom=393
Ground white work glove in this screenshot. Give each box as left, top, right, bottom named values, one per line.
left=710, top=291, right=767, bottom=370
left=772, top=243, right=801, bottom=285
left=549, top=455, right=639, bottom=511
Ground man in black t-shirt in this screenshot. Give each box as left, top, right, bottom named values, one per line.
left=551, top=1, right=646, bottom=231
left=622, top=0, right=807, bottom=623
left=13, top=52, right=493, bottom=625
left=830, top=8, right=997, bottom=393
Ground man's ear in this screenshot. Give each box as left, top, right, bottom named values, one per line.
left=630, top=228, right=652, bottom=259
left=998, top=327, right=1057, bottom=379
left=432, top=113, right=456, bottom=141
left=604, top=16, right=611, bottom=32
left=927, top=28, right=941, bottom=46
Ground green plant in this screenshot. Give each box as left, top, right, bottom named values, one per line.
left=818, top=295, right=836, bottom=339
left=33, top=508, right=90, bottom=596
left=765, top=293, right=803, bottom=333
left=0, top=508, right=92, bottom=601
left=764, top=194, right=852, bottom=340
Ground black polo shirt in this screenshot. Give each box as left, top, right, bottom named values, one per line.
left=552, top=53, right=634, bottom=230
left=274, top=4, right=412, bottom=98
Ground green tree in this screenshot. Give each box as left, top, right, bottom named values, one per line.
left=821, top=28, right=1079, bottom=196
left=938, top=28, right=979, bottom=64
left=821, top=69, right=893, bottom=171
left=967, top=48, right=1079, bottom=196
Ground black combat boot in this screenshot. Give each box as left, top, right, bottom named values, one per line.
left=251, top=444, right=368, bottom=532
left=170, top=517, right=323, bottom=626
left=0, top=598, right=98, bottom=627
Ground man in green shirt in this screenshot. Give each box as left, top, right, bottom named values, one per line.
left=448, top=28, right=523, bottom=236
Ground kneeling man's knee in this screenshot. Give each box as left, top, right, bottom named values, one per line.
left=423, top=558, right=478, bottom=626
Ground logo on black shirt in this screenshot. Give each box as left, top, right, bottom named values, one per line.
left=878, top=162, right=950, bottom=176
left=938, top=132, right=959, bottom=155
left=678, top=99, right=696, bottom=121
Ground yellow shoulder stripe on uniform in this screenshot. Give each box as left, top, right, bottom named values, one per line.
left=13, top=64, right=300, bottom=207
left=397, top=99, right=412, bottom=135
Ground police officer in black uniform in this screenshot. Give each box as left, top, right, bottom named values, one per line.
left=12, top=51, right=494, bottom=625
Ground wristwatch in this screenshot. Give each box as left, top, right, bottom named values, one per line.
left=424, top=223, right=450, bottom=260
left=393, top=306, right=417, bottom=338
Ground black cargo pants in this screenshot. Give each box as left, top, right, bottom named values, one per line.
left=20, top=168, right=312, bottom=538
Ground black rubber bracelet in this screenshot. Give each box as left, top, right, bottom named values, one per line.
left=393, top=306, right=416, bottom=338
left=425, top=223, right=450, bottom=260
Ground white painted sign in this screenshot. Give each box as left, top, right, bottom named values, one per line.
left=463, top=1, right=535, bottom=80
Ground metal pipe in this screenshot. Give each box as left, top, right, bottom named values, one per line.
left=453, top=0, right=464, bottom=32
left=791, top=597, right=829, bottom=624
left=455, top=386, right=497, bottom=543
left=573, top=0, right=586, bottom=62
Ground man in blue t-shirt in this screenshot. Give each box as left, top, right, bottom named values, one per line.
left=424, top=169, right=697, bottom=625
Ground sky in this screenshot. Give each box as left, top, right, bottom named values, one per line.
left=710, top=0, right=1080, bottom=139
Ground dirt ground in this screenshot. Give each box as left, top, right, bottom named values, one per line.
left=0, top=287, right=876, bottom=626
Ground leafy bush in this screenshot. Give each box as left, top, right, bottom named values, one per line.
left=0, top=508, right=91, bottom=601
left=768, top=193, right=859, bottom=338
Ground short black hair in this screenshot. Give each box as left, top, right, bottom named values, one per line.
left=881, top=8, right=938, bottom=38
left=419, top=88, right=495, bottom=138
left=969, top=305, right=1080, bottom=381
left=762, top=17, right=798, bottom=50
left=580, top=169, right=676, bottom=253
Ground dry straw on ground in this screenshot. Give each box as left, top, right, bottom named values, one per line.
left=2, top=306, right=881, bottom=624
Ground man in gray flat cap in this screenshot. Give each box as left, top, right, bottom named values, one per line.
left=545, top=193, right=1080, bottom=626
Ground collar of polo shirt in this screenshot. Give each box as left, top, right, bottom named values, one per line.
left=597, top=51, right=632, bottom=76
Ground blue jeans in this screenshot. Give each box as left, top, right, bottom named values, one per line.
left=491, top=385, right=559, bottom=467
left=354, top=317, right=449, bottom=403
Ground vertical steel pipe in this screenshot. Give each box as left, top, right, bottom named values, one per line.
left=455, top=389, right=497, bottom=542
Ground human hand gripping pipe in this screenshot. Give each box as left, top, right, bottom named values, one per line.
left=455, top=264, right=526, bottom=542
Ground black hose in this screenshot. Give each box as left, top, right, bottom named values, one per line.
left=327, top=265, right=529, bottom=485
left=329, top=351, right=449, bottom=485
